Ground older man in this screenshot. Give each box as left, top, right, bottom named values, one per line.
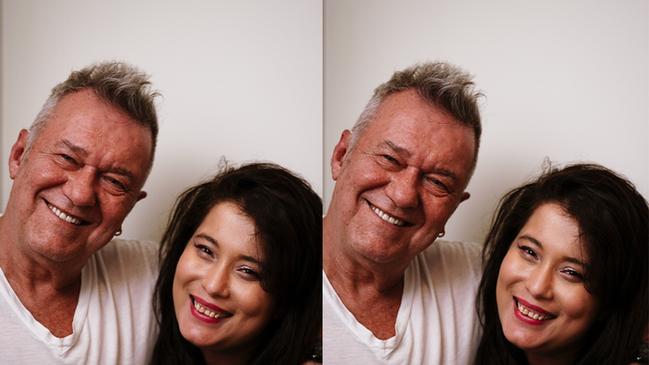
left=323, top=62, right=483, bottom=364
left=0, top=62, right=159, bottom=364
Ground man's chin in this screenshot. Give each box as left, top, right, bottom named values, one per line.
left=351, top=240, right=410, bottom=266
left=24, top=239, right=89, bottom=264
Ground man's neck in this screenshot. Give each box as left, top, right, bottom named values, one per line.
left=0, top=218, right=84, bottom=289
left=323, top=221, right=408, bottom=339
left=323, top=215, right=410, bottom=290
left=0, top=215, right=83, bottom=337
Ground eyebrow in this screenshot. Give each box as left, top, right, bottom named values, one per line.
left=380, top=139, right=459, bottom=182
left=58, top=139, right=88, bottom=158
left=57, top=139, right=135, bottom=180
left=194, top=233, right=263, bottom=266
left=382, top=140, right=411, bottom=158
left=518, top=234, right=587, bottom=267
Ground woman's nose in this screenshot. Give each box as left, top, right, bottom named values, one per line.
left=202, top=264, right=230, bottom=298
left=525, top=264, right=554, bottom=300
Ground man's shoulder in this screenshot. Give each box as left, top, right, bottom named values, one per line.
left=415, top=239, right=483, bottom=282
left=98, top=238, right=158, bottom=259
left=93, top=239, right=160, bottom=275
left=420, top=239, right=481, bottom=263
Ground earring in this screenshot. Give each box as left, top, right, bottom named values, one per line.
left=437, top=231, right=445, bottom=238
left=115, top=228, right=122, bottom=237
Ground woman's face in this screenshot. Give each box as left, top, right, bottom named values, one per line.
left=496, top=203, right=598, bottom=362
left=172, top=201, right=274, bottom=355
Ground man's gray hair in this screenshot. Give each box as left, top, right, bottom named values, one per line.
left=351, top=62, right=483, bottom=163
left=28, top=61, right=160, bottom=165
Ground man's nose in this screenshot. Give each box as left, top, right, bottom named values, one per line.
left=63, top=168, right=97, bottom=207
left=386, top=168, right=420, bottom=208
left=202, top=264, right=230, bottom=298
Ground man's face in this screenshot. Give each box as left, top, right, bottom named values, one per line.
left=6, top=89, right=152, bottom=264
left=328, top=89, right=475, bottom=266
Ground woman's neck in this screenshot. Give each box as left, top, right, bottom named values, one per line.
left=526, top=348, right=579, bottom=365
left=201, top=348, right=251, bottom=365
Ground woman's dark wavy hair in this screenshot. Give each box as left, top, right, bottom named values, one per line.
left=151, top=162, right=322, bottom=365
left=475, top=163, right=648, bottom=364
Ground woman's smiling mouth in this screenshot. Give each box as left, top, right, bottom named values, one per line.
left=514, top=297, right=557, bottom=324
left=190, top=295, right=233, bottom=323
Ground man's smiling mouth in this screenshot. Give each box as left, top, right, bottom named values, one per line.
left=367, top=201, right=411, bottom=227
left=46, top=201, right=85, bottom=225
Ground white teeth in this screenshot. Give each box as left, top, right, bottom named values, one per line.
left=193, top=300, right=223, bottom=319
left=370, top=205, right=406, bottom=226
left=517, top=301, right=550, bottom=321
left=47, top=204, right=82, bottom=225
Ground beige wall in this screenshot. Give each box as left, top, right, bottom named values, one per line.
left=324, top=0, right=649, bottom=243
left=2, top=1, right=647, bottom=245
left=1, top=0, right=323, bottom=241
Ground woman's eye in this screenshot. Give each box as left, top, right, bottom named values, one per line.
left=238, top=267, right=260, bottom=280
left=561, top=268, right=584, bottom=282
left=518, top=245, right=538, bottom=260
left=194, top=244, right=213, bottom=257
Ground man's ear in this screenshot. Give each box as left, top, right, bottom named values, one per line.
left=137, top=191, right=147, bottom=202
left=331, top=130, right=352, bottom=180
left=460, top=192, right=470, bottom=203
left=9, top=129, right=30, bottom=180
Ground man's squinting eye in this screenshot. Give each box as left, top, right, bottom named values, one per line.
left=424, top=176, right=449, bottom=192
left=382, top=154, right=399, bottom=163
left=58, top=154, right=79, bottom=166
left=103, top=175, right=128, bottom=192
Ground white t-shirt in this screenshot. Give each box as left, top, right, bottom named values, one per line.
left=0, top=239, right=159, bottom=365
left=323, top=240, right=482, bottom=365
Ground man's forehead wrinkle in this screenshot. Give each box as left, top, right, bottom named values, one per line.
left=378, top=138, right=460, bottom=181
left=57, top=139, right=89, bottom=157
left=110, top=167, right=135, bottom=179
left=381, top=140, right=411, bottom=158
left=429, top=167, right=458, bottom=182
left=55, top=137, right=137, bottom=179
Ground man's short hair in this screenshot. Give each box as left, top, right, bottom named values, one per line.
left=29, top=61, right=160, bottom=166
left=351, top=62, right=482, bottom=165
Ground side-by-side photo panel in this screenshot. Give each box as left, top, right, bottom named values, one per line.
left=323, top=0, right=647, bottom=364
left=0, top=0, right=647, bottom=364
left=0, top=1, right=323, bottom=364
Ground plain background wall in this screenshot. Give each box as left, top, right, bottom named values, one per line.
left=1, top=0, right=323, bottom=241
left=324, top=0, right=649, bottom=244
left=2, top=1, right=648, bottom=245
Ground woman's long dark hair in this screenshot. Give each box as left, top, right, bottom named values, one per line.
left=475, top=164, right=648, bottom=364
left=151, top=162, right=322, bottom=365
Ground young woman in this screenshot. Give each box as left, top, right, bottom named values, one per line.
left=151, top=163, right=322, bottom=364
left=476, top=164, right=648, bottom=364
